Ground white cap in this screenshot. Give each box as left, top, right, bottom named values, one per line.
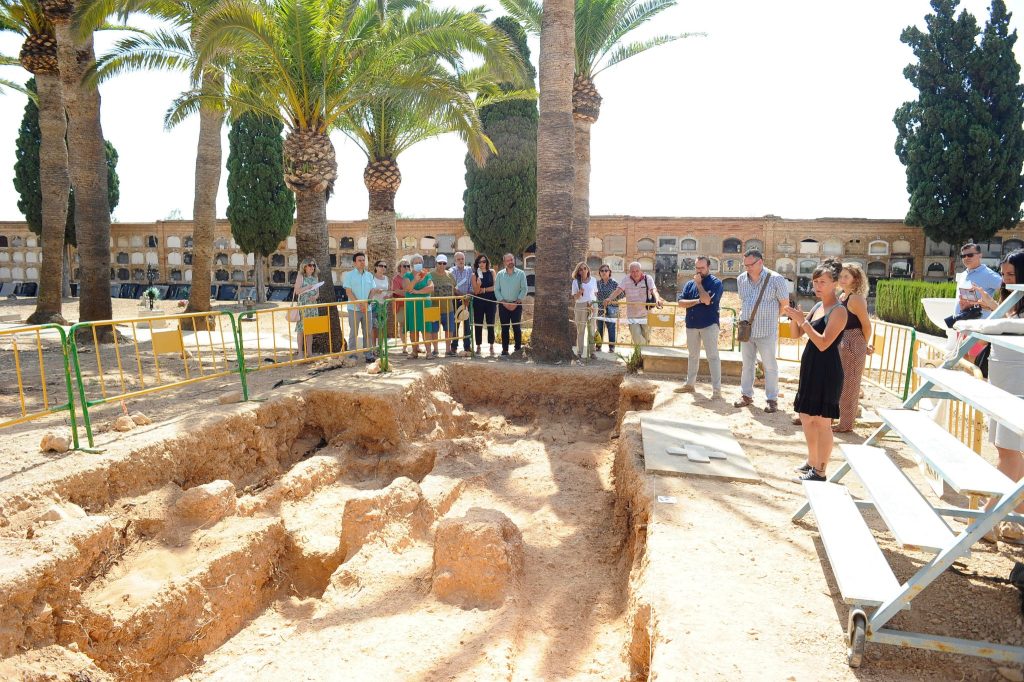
left=436, top=255, right=448, bottom=264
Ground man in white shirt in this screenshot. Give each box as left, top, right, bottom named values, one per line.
left=343, top=252, right=376, bottom=362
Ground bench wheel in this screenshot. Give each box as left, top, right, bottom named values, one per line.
left=847, top=609, right=866, bottom=668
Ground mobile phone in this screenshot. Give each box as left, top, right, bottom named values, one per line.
left=959, top=287, right=980, bottom=302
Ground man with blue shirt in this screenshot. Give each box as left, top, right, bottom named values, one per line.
left=674, top=256, right=723, bottom=398
left=494, top=253, right=528, bottom=355
left=343, top=252, right=376, bottom=362
left=952, top=241, right=1002, bottom=322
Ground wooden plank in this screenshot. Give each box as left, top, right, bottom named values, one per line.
left=879, top=409, right=1013, bottom=497
left=841, top=444, right=956, bottom=553
left=802, top=481, right=901, bottom=607
left=915, top=367, right=1024, bottom=436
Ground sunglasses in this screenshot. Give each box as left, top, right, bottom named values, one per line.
left=375, top=263, right=387, bottom=268
left=960, top=251, right=980, bottom=258
left=400, top=264, right=410, bottom=268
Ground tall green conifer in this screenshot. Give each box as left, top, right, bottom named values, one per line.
left=462, top=16, right=538, bottom=264
left=894, top=0, right=1024, bottom=245
left=226, top=112, right=295, bottom=302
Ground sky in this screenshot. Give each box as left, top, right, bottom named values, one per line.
left=1, top=0, right=1023, bottom=223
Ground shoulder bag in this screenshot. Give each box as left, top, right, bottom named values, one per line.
left=641, top=275, right=657, bottom=305
left=737, top=273, right=771, bottom=343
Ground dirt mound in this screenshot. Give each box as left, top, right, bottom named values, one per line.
left=432, top=507, right=524, bottom=609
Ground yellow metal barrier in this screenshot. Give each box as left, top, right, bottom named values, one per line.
left=601, top=301, right=739, bottom=350
left=240, top=300, right=354, bottom=372
left=0, top=323, right=79, bottom=448
left=911, top=334, right=986, bottom=453
left=68, top=311, right=246, bottom=446
left=863, top=320, right=917, bottom=400
left=385, top=295, right=473, bottom=356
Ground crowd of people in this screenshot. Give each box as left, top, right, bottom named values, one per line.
left=291, top=250, right=530, bottom=361
left=292, top=244, right=1023, bottom=504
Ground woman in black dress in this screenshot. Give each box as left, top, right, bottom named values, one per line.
left=784, top=259, right=848, bottom=482
left=471, top=254, right=497, bottom=355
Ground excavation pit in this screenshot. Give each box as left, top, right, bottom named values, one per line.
left=0, top=362, right=657, bottom=681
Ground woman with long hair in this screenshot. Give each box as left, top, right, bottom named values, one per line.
left=975, top=249, right=1024, bottom=542
left=834, top=263, right=873, bottom=432
left=784, top=258, right=848, bottom=482
left=292, top=258, right=321, bottom=358
left=471, top=254, right=497, bottom=355
left=571, top=262, right=598, bottom=359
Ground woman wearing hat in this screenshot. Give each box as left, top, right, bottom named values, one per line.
left=293, top=258, right=322, bottom=358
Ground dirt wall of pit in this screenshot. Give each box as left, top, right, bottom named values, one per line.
left=0, top=361, right=659, bottom=681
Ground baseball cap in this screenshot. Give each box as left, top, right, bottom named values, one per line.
left=436, top=255, right=448, bottom=264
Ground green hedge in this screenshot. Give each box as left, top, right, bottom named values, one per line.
left=874, top=279, right=957, bottom=335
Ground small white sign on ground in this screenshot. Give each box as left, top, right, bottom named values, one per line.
left=641, top=414, right=761, bottom=483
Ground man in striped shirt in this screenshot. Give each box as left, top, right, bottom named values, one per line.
left=734, top=249, right=790, bottom=413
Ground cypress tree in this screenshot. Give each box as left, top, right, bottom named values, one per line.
left=463, top=16, right=538, bottom=264
left=226, top=112, right=295, bottom=302
left=14, top=78, right=119, bottom=253
left=894, top=0, right=1024, bottom=245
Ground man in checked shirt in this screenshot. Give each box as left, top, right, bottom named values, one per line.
left=734, top=249, right=790, bottom=413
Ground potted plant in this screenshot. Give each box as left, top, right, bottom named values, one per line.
left=143, top=286, right=160, bottom=311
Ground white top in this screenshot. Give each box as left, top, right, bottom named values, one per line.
left=572, top=277, right=598, bottom=303
left=370, top=275, right=389, bottom=301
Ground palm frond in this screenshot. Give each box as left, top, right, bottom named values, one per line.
left=497, top=0, right=540, bottom=35
left=592, top=32, right=703, bottom=77
left=90, top=28, right=194, bottom=84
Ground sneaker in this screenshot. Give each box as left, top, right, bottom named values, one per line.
left=794, top=461, right=813, bottom=474
left=794, top=468, right=826, bottom=483
left=711, top=390, right=722, bottom=400
left=501, top=350, right=509, bottom=356
left=764, top=400, right=779, bottom=414
left=674, top=384, right=696, bottom=394
left=733, top=395, right=753, bottom=408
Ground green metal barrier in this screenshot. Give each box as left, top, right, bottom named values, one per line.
left=68, top=311, right=247, bottom=447
left=0, top=323, right=80, bottom=449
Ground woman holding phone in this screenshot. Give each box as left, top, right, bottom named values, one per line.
left=784, top=259, right=848, bottom=482
left=974, top=249, right=1024, bottom=542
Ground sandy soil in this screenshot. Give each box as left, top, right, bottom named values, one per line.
left=189, top=417, right=631, bottom=681
left=2, top=302, right=1024, bottom=682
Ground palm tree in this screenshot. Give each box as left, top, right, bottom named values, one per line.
left=38, top=0, right=114, bottom=332
left=339, top=2, right=527, bottom=271
left=1, top=0, right=70, bottom=324
left=191, top=0, right=407, bottom=350
left=81, top=0, right=226, bottom=315
left=501, top=0, right=700, bottom=263
left=529, top=0, right=576, bottom=361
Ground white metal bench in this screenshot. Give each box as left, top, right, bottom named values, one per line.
left=794, top=284, right=1024, bottom=667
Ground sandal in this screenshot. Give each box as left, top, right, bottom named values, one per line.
left=790, top=415, right=802, bottom=426
left=733, top=395, right=753, bottom=408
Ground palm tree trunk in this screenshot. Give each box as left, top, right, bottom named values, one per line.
left=294, top=189, right=341, bottom=353
left=530, top=0, right=576, bottom=362
left=185, top=92, right=224, bottom=315
left=27, top=72, right=69, bottom=325
left=365, top=160, right=399, bottom=269
left=570, top=118, right=592, bottom=267
left=54, top=24, right=112, bottom=330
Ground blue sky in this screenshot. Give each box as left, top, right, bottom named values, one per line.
left=1, top=0, right=1022, bottom=222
